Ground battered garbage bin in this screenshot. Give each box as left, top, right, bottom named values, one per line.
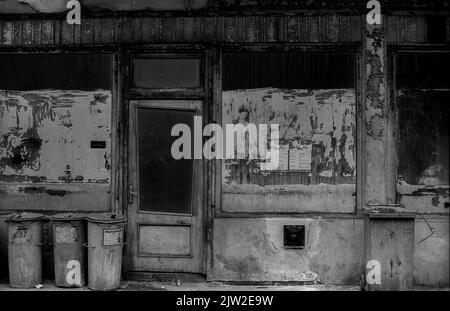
left=85, top=213, right=126, bottom=291
left=50, top=213, right=86, bottom=288
left=6, top=212, right=44, bottom=288
left=362, top=205, right=416, bottom=291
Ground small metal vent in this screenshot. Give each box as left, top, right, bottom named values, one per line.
left=283, top=225, right=305, bottom=249
left=90, top=141, right=106, bottom=149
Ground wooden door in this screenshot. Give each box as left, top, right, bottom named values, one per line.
left=127, top=99, right=203, bottom=273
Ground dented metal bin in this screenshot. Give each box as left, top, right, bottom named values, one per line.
left=363, top=206, right=416, bottom=291
left=6, top=213, right=44, bottom=288
left=50, top=213, right=86, bottom=288
left=85, top=213, right=126, bottom=291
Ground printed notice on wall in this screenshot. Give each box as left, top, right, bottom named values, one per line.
left=298, top=144, right=312, bottom=171
left=103, top=229, right=123, bottom=246
left=289, top=149, right=301, bottom=170
left=277, top=145, right=289, bottom=170
left=288, top=143, right=312, bottom=171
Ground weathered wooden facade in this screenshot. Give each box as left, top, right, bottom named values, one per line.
left=0, top=0, right=448, bottom=287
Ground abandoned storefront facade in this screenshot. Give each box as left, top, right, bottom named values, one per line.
left=0, top=0, right=448, bottom=287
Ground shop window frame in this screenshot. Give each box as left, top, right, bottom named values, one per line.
left=389, top=45, right=450, bottom=214
left=0, top=48, right=119, bottom=214
left=214, top=44, right=362, bottom=217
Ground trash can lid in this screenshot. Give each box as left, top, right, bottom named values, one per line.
left=85, top=213, right=127, bottom=224
left=6, top=212, right=45, bottom=222
left=49, top=213, right=85, bottom=221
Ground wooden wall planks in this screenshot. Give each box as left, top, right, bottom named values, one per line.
left=1, top=14, right=448, bottom=47
left=0, top=15, right=364, bottom=47
left=386, top=15, right=429, bottom=43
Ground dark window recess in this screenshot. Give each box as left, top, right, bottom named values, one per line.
left=223, top=52, right=355, bottom=90
left=397, top=52, right=449, bottom=186
left=426, top=15, right=447, bottom=43
left=283, top=225, right=305, bottom=248
left=137, top=107, right=194, bottom=214
left=397, top=91, right=449, bottom=185
left=133, top=58, right=201, bottom=89
left=396, top=52, right=450, bottom=89
left=0, top=54, right=112, bottom=90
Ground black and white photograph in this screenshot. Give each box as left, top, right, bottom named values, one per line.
left=0, top=0, right=448, bottom=306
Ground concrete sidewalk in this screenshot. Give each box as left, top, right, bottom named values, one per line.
left=0, top=279, right=360, bottom=291
left=0, top=279, right=447, bottom=291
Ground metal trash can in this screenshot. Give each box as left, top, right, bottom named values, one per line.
left=50, top=213, right=86, bottom=288
left=85, top=213, right=127, bottom=291
left=362, top=205, right=416, bottom=291
left=6, top=212, right=44, bottom=288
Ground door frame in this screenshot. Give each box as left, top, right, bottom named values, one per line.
left=121, top=45, right=213, bottom=275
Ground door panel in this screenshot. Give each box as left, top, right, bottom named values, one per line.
left=137, top=107, right=194, bottom=214
left=127, top=99, right=203, bottom=273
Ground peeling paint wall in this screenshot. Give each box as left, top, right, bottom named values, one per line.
left=0, top=89, right=112, bottom=211
left=0, top=90, right=111, bottom=182
left=222, top=88, right=356, bottom=213
left=363, top=21, right=387, bottom=205
left=223, top=88, right=356, bottom=185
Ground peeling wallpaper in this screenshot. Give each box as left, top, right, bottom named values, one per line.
left=222, top=88, right=356, bottom=186
left=0, top=89, right=112, bottom=184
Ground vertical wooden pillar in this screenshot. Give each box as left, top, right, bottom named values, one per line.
left=361, top=15, right=417, bottom=290
left=362, top=16, right=389, bottom=206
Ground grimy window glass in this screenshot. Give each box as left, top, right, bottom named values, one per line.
left=0, top=53, right=112, bottom=90
left=0, top=53, right=113, bottom=186
left=137, top=107, right=194, bottom=214
left=223, top=52, right=355, bottom=90
left=133, top=58, right=201, bottom=89
left=396, top=52, right=450, bottom=186
left=222, top=52, right=356, bottom=186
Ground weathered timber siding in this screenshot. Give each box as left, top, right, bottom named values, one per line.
left=2, top=0, right=450, bottom=14
left=1, top=15, right=449, bottom=47
left=0, top=15, right=363, bottom=46
left=386, top=15, right=450, bottom=44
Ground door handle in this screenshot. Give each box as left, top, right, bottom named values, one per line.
left=128, top=185, right=137, bottom=204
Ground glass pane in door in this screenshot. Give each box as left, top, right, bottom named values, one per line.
left=137, top=107, right=194, bottom=214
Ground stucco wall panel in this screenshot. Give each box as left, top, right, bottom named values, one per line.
left=414, top=217, right=449, bottom=287
left=211, top=217, right=450, bottom=286
left=0, top=183, right=109, bottom=211
left=211, top=218, right=364, bottom=284
left=222, top=184, right=355, bottom=213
